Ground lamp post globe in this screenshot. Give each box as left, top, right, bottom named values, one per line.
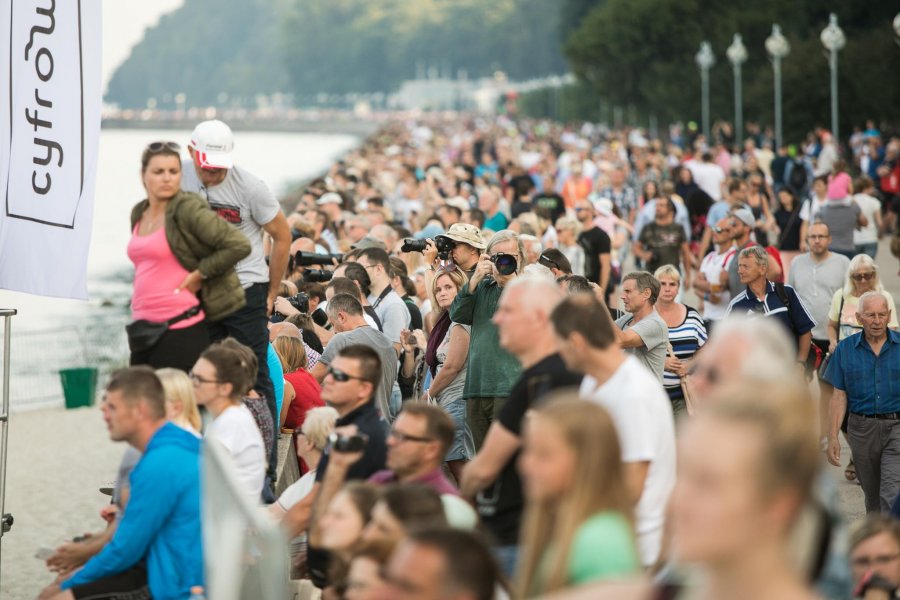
left=820, top=13, right=845, bottom=144
left=726, top=34, right=747, bottom=145
left=695, top=41, right=715, bottom=142
left=765, top=25, right=790, bottom=150
left=892, top=12, right=900, bottom=44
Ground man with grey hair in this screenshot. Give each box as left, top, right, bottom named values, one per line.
left=311, top=293, right=398, bottom=420
left=461, top=276, right=581, bottom=574
left=450, top=230, right=524, bottom=450
left=726, top=244, right=815, bottom=363
left=825, top=290, right=900, bottom=513
left=612, top=271, right=669, bottom=382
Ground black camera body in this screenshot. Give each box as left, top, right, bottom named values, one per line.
left=303, top=269, right=334, bottom=283
left=274, top=292, right=310, bottom=319
left=400, top=236, right=457, bottom=260
left=330, top=432, right=368, bottom=453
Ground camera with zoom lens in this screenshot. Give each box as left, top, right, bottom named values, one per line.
left=275, top=292, right=310, bottom=318
left=293, top=251, right=344, bottom=268
left=490, top=253, right=518, bottom=276
left=400, top=235, right=457, bottom=260
left=329, top=432, right=368, bottom=453
left=303, top=269, right=334, bottom=283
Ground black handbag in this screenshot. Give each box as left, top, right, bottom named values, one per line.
left=126, top=306, right=201, bottom=353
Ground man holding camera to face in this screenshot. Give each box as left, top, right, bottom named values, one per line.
left=283, top=344, right=388, bottom=538
left=449, top=230, right=525, bottom=451
left=419, top=223, right=485, bottom=279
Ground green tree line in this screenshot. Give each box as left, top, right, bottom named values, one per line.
left=532, top=0, right=900, bottom=139
left=106, top=0, right=567, bottom=108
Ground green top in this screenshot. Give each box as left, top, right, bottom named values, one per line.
left=533, top=511, right=639, bottom=596
left=449, top=277, right=521, bottom=399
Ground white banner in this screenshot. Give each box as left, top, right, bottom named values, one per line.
left=0, top=0, right=101, bottom=300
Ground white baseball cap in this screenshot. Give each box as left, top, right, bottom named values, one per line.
left=189, top=120, right=234, bottom=169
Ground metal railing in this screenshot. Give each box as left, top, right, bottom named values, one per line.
left=0, top=308, right=17, bottom=587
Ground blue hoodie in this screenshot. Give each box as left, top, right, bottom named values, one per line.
left=62, top=422, right=204, bottom=599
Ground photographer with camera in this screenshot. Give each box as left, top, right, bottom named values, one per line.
left=418, top=223, right=485, bottom=280
left=357, top=248, right=411, bottom=353
left=283, top=344, right=389, bottom=538
left=449, top=230, right=524, bottom=451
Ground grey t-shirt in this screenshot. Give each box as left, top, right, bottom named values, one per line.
left=319, top=326, right=398, bottom=419
left=788, top=253, right=850, bottom=341
left=181, top=161, right=280, bottom=287
left=815, top=201, right=861, bottom=252
left=368, top=288, right=410, bottom=345
left=112, top=446, right=142, bottom=510
left=616, top=310, right=669, bottom=383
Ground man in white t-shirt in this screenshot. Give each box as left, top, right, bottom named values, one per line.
left=182, top=120, right=292, bottom=485
left=798, top=176, right=828, bottom=251
left=688, top=152, right=725, bottom=202
left=551, top=294, right=676, bottom=567
left=693, top=217, right=736, bottom=331
left=852, top=176, right=883, bottom=257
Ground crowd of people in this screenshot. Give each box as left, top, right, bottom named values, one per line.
left=35, top=114, right=900, bottom=600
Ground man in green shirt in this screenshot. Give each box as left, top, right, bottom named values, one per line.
left=449, top=230, right=523, bottom=450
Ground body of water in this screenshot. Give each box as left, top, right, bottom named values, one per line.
left=0, top=128, right=360, bottom=409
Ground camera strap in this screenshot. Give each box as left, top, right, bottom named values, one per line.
left=371, top=285, right=392, bottom=309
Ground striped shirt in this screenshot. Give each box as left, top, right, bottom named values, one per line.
left=663, top=307, right=708, bottom=393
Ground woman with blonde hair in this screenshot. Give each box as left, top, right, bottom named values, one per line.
left=517, top=394, right=639, bottom=597
left=653, top=265, right=707, bottom=417
left=828, top=253, right=898, bottom=351
left=155, top=367, right=202, bottom=434
left=399, top=265, right=472, bottom=481
left=273, top=335, right=323, bottom=430
left=669, top=383, right=821, bottom=600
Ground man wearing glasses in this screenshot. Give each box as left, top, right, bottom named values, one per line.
left=788, top=222, right=850, bottom=437
left=283, top=344, right=388, bottom=538
left=849, top=516, right=900, bottom=599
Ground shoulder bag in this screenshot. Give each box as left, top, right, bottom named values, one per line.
left=126, top=305, right=201, bottom=354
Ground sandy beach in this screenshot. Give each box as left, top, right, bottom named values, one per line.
left=1, top=406, right=121, bottom=599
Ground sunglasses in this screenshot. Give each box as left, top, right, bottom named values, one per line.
left=712, top=226, right=730, bottom=234
left=145, top=141, right=181, bottom=154
left=851, top=272, right=875, bottom=282
left=389, top=429, right=434, bottom=444
left=326, top=366, right=370, bottom=383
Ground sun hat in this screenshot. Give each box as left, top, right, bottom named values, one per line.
left=439, top=223, right=485, bottom=250
left=316, top=192, right=343, bottom=206
left=189, top=120, right=234, bottom=169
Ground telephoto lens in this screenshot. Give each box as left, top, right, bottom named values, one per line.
left=490, top=253, right=518, bottom=276
left=303, top=269, right=334, bottom=283
left=295, top=251, right=344, bottom=267
left=400, top=238, right=428, bottom=253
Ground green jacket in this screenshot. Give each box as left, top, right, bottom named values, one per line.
left=449, top=277, right=521, bottom=399
left=130, top=191, right=251, bottom=322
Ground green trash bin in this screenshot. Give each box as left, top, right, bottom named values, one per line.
left=60, top=367, right=98, bottom=409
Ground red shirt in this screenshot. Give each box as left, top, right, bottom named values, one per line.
left=283, top=369, right=324, bottom=430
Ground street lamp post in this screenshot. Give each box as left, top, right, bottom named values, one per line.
left=820, top=13, right=846, bottom=144
left=765, top=25, right=790, bottom=150
left=695, top=41, right=715, bottom=142
left=726, top=34, right=748, bottom=146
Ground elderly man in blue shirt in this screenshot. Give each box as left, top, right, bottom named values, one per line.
left=825, top=290, right=900, bottom=513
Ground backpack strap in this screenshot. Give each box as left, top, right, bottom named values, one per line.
left=773, top=282, right=797, bottom=334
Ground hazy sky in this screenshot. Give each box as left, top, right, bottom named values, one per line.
left=102, top=0, right=184, bottom=89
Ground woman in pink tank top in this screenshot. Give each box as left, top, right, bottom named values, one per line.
left=128, top=142, right=248, bottom=372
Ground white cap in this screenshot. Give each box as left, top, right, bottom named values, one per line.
left=189, top=120, right=234, bottom=169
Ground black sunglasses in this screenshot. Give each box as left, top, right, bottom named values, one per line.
left=712, top=226, right=729, bottom=234
left=326, top=366, right=370, bottom=384
left=145, top=141, right=181, bottom=154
